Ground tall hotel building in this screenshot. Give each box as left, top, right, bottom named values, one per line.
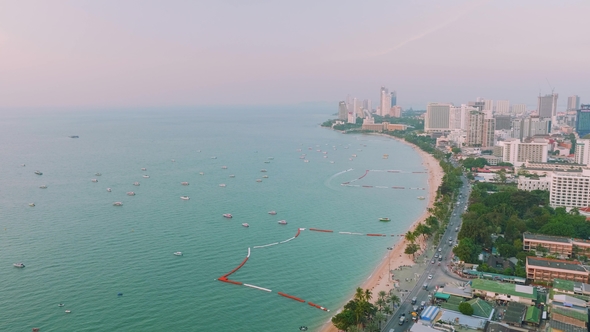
left=512, top=104, right=527, bottom=115
left=425, top=103, right=451, bottom=133
left=538, top=93, right=558, bottom=121
left=379, top=87, right=391, bottom=117
left=338, top=101, right=348, bottom=120
left=567, top=95, right=580, bottom=111
left=574, top=139, right=590, bottom=166
left=495, top=100, right=510, bottom=114
left=576, top=105, right=590, bottom=137
left=499, top=139, right=548, bottom=166
left=550, top=169, right=590, bottom=208
left=465, top=110, right=484, bottom=146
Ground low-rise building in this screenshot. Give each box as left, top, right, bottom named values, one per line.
left=471, top=279, right=537, bottom=305
left=523, top=233, right=572, bottom=258
left=526, top=257, right=590, bottom=283
left=517, top=176, right=551, bottom=191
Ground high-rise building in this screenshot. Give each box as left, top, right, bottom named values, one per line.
left=338, top=101, right=347, bottom=120
left=484, top=99, right=493, bottom=111
left=495, top=100, right=510, bottom=114
left=538, top=93, right=558, bottom=120
left=390, top=91, right=397, bottom=107
left=511, top=119, right=523, bottom=140
left=389, top=106, right=402, bottom=118
left=425, top=103, right=451, bottom=132
left=483, top=118, right=496, bottom=148
left=512, top=104, right=527, bottom=115
left=576, top=105, right=590, bottom=137
left=363, top=99, right=372, bottom=112
left=500, top=139, right=548, bottom=166
left=574, top=139, right=590, bottom=166
left=494, top=115, right=512, bottom=130
left=550, top=169, right=590, bottom=209
left=379, top=87, right=391, bottom=117
left=510, top=117, right=551, bottom=140
left=567, top=95, right=580, bottom=111
left=466, top=110, right=485, bottom=147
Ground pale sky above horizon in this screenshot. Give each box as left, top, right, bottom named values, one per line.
left=1, top=0, right=589, bottom=110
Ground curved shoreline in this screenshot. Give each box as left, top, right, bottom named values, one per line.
left=320, top=133, right=443, bottom=332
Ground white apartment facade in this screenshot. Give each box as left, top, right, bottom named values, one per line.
left=500, top=139, right=549, bottom=166
left=495, top=100, right=510, bottom=114
left=425, top=103, right=451, bottom=132
left=550, top=169, right=590, bottom=208
left=517, top=176, right=551, bottom=191
left=575, top=139, right=590, bottom=166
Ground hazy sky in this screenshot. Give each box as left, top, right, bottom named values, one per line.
left=1, top=0, right=589, bottom=110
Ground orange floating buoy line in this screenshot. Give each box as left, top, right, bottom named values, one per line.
left=366, top=233, right=386, bottom=237
left=278, top=292, right=305, bottom=303
left=308, top=301, right=330, bottom=312
left=217, top=247, right=250, bottom=283
left=309, top=228, right=333, bottom=233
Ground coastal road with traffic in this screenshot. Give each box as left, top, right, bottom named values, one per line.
left=382, top=174, right=471, bottom=332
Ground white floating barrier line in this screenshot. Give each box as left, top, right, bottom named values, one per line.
left=339, top=232, right=351, bottom=234
left=243, top=284, right=272, bottom=292
left=375, top=186, right=388, bottom=188
left=351, top=232, right=363, bottom=235
left=247, top=247, right=251, bottom=258
left=253, top=242, right=279, bottom=249
left=280, top=237, right=295, bottom=244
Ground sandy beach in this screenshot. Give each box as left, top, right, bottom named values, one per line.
left=320, top=135, right=444, bottom=332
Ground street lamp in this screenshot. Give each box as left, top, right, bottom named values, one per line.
left=387, top=247, right=393, bottom=280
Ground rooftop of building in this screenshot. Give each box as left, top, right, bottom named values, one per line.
left=523, top=233, right=571, bottom=244
left=526, top=257, right=588, bottom=273
left=502, top=302, right=526, bottom=325
left=466, top=298, right=495, bottom=319
left=551, top=307, right=588, bottom=322
left=550, top=317, right=587, bottom=332
left=471, top=279, right=538, bottom=300
left=524, top=306, right=541, bottom=324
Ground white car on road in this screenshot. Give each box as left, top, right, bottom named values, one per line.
left=428, top=274, right=433, bottom=280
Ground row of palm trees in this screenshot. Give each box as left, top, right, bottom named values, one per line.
left=331, top=287, right=400, bottom=332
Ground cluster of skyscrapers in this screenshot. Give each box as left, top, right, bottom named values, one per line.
left=338, top=86, right=401, bottom=123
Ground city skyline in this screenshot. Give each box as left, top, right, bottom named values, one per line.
left=0, top=0, right=588, bottom=110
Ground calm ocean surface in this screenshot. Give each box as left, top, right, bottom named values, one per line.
left=0, top=105, right=429, bottom=331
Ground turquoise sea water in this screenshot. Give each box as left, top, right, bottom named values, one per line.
left=0, top=105, right=429, bottom=331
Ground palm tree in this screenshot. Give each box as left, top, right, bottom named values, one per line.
left=374, top=311, right=386, bottom=330
left=405, top=230, right=416, bottom=243
left=354, top=287, right=364, bottom=302
left=377, top=290, right=387, bottom=303
left=388, top=293, right=400, bottom=310
left=383, top=306, right=393, bottom=316
left=375, top=298, right=386, bottom=311
left=364, top=289, right=373, bottom=303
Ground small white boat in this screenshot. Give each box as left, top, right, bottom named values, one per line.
left=29, top=203, right=35, bottom=207
left=91, top=179, right=98, bottom=182
left=143, top=175, right=150, bottom=178
left=113, top=202, right=123, bottom=206
left=304, top=160, right=309, bottom=163
left=133, top=182, right=140, bottom=186
left=222, top=166, right=227, bottom=169
left=39, top=185, right=47, bottom=189
left=181, top=182, right=189, bottom=186
left=180, top=196, right=190, bottom=200
left=141, top=168, right=147, bottom=171
left=223, top=213, right=232, bottom=218
left=34, top=170, right=43, bottom=175
left=264, top=161, right=270, bottom=163
left=260, top=169, right=267, bottom=172
left=13, top=263, right=25, bottom=268
left=199, top=172, right=204, bottom=175
left=219, top=184, right=226, bottom=187
left=278, top=220, right=287, bottom=225
left=21, top=164, right=25, bottom=167
left=330, top=161, right=335, bottom=164
left=262, top=175, right=268, bottom=178
left=211, top=156, right=217, bottom=159
left=417, top=196, right=425, bottom=200
left=127, top=192, right=135, bottom=196
left=95, top=172, right=102, bottom=176
left=171, top=159, right=176, bottom=162
left=229, top=174, right=235, bottom=178
left=256, top=179, right=262, bottom=182
left=65, top=310, right=71, bottom=313
left=268, top=211, right=277, bottom=215
left=107, top=188, right=112, bottom=192
left=242, top=223, right=249, bottom=228
left=173, top=252, right=183, bottom=256
left=58, top=303, right=65, bottom=307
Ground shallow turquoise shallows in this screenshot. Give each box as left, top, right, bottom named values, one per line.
left=0, top=105, right=429, bottom=331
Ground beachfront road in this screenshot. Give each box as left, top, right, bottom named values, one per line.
left=381, top=175, right=471, bottom=332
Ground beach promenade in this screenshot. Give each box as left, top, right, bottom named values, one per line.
left=320, top=136, right=444, bottom=332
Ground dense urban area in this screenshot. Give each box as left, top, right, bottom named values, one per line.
left=323, top=89, right=590, bottom=332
